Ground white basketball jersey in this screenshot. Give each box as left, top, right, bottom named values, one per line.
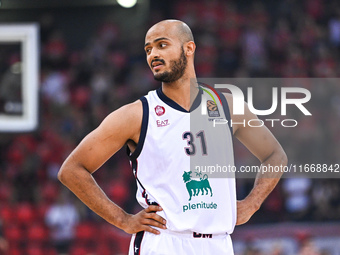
left=128, top=86, right=236, bottom=235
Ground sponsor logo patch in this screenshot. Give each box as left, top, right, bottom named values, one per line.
left=156, top=119, right=170, bottom=127
left=155, top=105, right=165, bottom=116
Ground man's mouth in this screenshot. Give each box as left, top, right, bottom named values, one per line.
left=151, top=60, right=165, bottom=71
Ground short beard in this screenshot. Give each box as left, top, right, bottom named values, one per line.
left=154, top=47, right=187, bottom=83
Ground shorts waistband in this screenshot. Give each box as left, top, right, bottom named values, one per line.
left=157, top=228, right=228, bottom=239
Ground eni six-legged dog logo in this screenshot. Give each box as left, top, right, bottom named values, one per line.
left=182, top=171, right=213, bottom=201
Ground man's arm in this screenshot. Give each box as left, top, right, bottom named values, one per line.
left=224, top=94, right=288, bottom=225
left=58, top=100, right=166, bottom=235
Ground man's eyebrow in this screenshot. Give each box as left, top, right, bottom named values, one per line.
left=144, top=37, right=170, bottom=48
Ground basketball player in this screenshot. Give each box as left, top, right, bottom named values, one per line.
left=58, top=20, right=287, bottom=254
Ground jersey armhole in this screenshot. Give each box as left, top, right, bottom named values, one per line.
left=216, top=90, right=233, bottom=136
left=127, top=96, right=149, bottom=160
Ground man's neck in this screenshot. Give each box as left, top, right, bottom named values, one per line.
left=160, top=64, right=198, bottom=111
left=161, top=76, right=199, bottom=111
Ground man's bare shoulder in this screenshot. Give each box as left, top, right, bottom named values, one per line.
left=221, top=92, right=233, bottom=113
left=105, top=100, right=143, bottom=124
left=220, top=92, right=254, bottom=135
left=96, top=99, right=143, bottom=142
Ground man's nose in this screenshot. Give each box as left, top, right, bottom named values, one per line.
left=149, top=48, right=160, bottom=59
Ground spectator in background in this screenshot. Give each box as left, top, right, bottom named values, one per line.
left=243, top=246, right=263, bottom=255
left=269, top=245, right=284, bottom=255
left=282, top=177, right=312, bottom=220
left=41, top=70, right=70, bottom=106
left=320, top=249, right=332, bottom=255
left=329, top=9, right=340, bottom=47
left=0, top=219, right=8, bottom=255
left=298, top=239, right=321, bottom=255
left=45, top=189, right=80, bottom=254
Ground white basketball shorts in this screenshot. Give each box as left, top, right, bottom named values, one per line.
left=128, top=229, right=234, bottom=255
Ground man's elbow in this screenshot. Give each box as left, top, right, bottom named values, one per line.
left=58, top=160, right=91, bottom=185
left=57, top=165, right=68, bottom=184
left=58, top=161, right=74, bottom=185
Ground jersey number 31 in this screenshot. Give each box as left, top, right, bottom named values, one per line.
left=183, top=131, right=207, bottom=156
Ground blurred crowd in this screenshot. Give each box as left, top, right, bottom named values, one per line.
left=1, top=0, right=340, bottom=254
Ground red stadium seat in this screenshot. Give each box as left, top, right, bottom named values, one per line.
left=69, top=245, right=91, bottom=255
left=6, top=144, right=24, bottom=165
left=26, top=245, right=45, bottom=255
left=0, top=205, right=15, bottom=225
left=36, top=202, right=51, bottom=219
left=95, top=244, right=112, bottom=255
left=4, top=224, right=24, bottom=243
left=45, top=247, right=57, bottom=255
left=99, top=224, right=130, bottom=254
left=107, top=181, right=130, bottom=208
left=72, top=222, right=99, bottom=253
left=0, top=182, right=12, bottom=202
left=116, top=233, right=131, bottom=254
left=7, top=248, right=23, bottom=255
left=97, top=224, right=111, bottom=242
left=16, top=203, right=36, bottom=225
left=39, top=182, right=59, bottom=204
left=26, top=223, right=49, bottom=243
left=75, top=222, right=97, bottom=241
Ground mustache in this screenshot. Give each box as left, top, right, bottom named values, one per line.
left=151, top=59, right=165, bottom=66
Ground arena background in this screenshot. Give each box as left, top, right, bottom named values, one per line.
left=0, top=0, right=340, bottom=254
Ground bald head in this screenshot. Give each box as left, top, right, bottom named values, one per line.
left=144, top=19, right=196, bottom=83
left=146, top=19, right=194, bottom=44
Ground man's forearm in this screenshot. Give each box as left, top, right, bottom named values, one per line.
left=58, top=162, right=128, bottom=230
left=248, top=147, right=287, bottom=210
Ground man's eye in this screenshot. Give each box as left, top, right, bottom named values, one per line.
left=145, top=48, right=151, bottom=53
left=160, top=43, right=167, bottom=47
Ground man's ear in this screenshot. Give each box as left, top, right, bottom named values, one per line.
left=184, top=41, right=196, bottom=56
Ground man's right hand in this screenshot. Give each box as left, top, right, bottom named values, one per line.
left=122, top=205, right=167, bottom=235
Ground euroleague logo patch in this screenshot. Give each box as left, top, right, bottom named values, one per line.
left=155, top=105, right=165, bottom=116
left=207, top=100, right=220, bottom=117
